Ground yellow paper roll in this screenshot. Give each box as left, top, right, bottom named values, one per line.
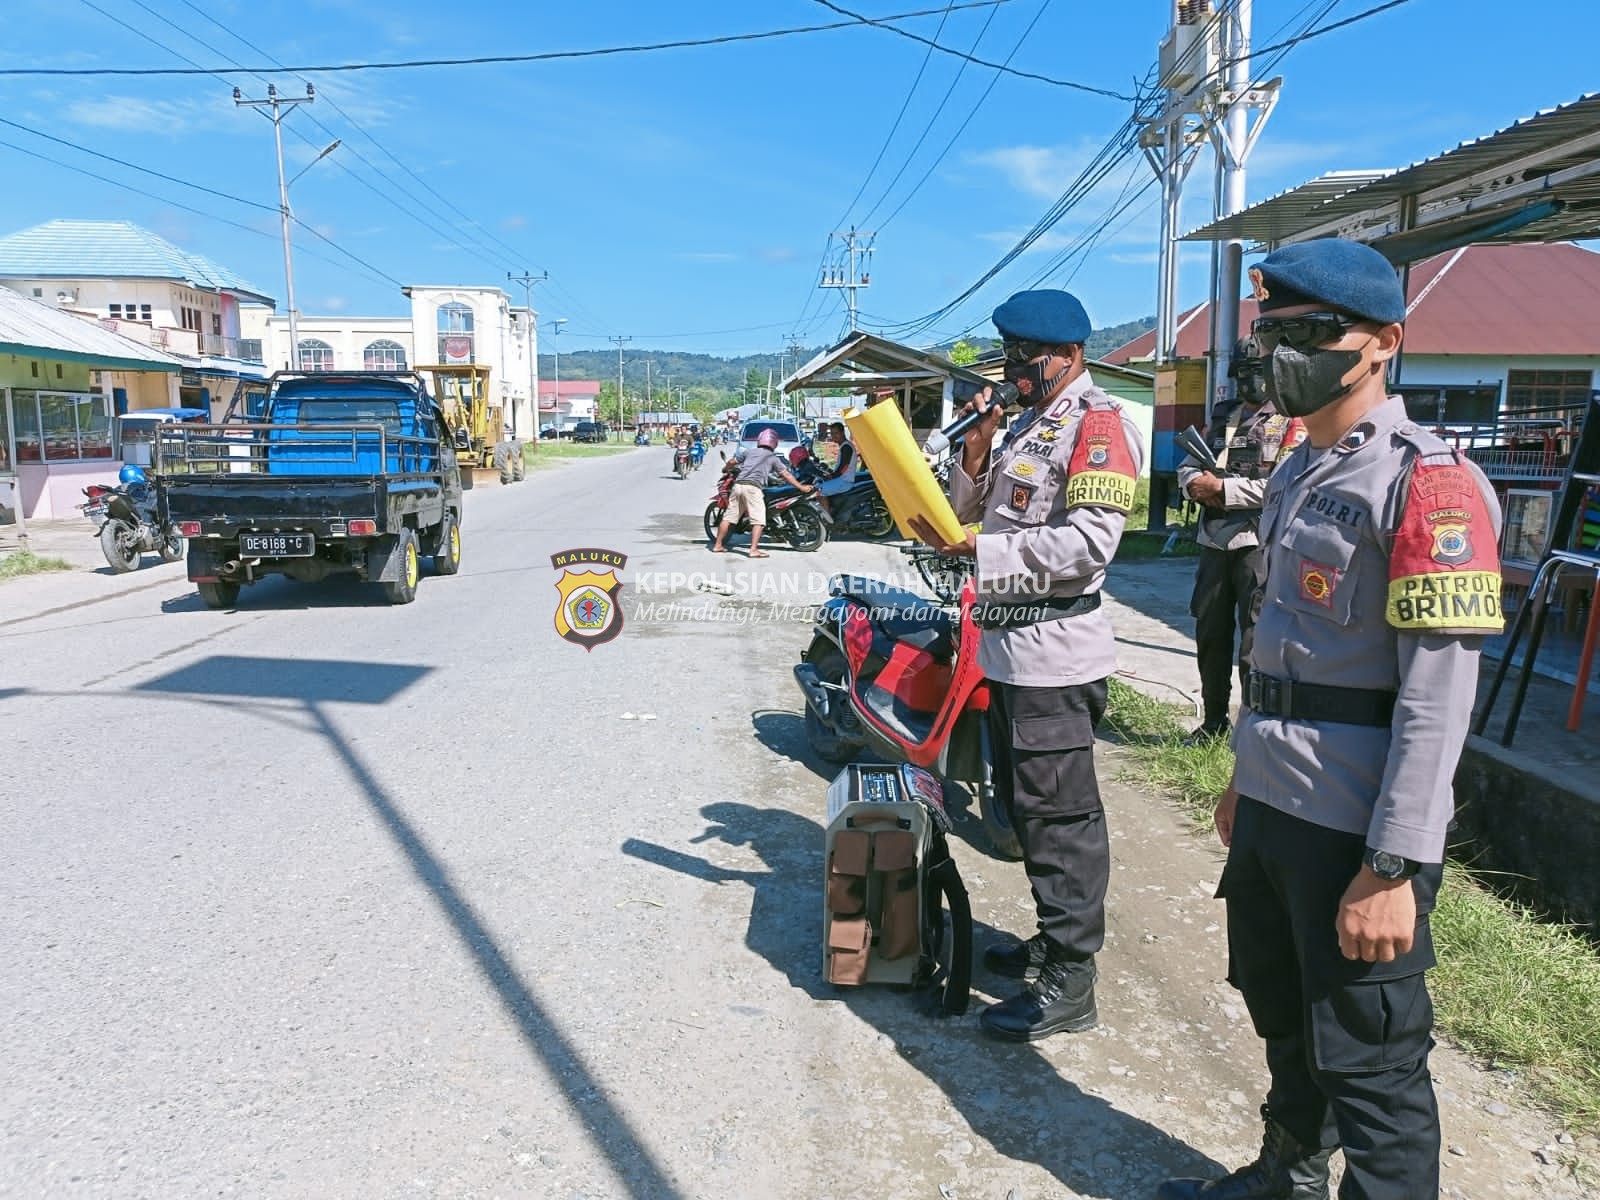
left=844, top=401, right=965, bottom=544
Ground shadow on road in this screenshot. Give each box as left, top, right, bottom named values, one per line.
left=625, top=801, right=1221, bottom=1199
left=124, top=654, right=690, bottom=1200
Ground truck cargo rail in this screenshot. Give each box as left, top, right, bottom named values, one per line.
left=152, top=422, right=443, bottom=480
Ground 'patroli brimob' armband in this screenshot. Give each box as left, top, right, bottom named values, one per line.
left=1064, top=409, right=1137, bottom=513
left=1386, top=460, right=1504, bottom=633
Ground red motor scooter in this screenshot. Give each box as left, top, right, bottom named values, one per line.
left=793, top=549, right=1022, bottom=859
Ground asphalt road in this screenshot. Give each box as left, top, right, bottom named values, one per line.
left=1, top=448, right=1586, bottom=1199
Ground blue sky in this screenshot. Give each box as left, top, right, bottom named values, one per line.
left=1, top=0, right=1596, bottom=356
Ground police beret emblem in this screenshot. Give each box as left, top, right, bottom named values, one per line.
left=1431, top=523, right=1472, bottom=565
left=1248, top=267, right=1270, bottom=301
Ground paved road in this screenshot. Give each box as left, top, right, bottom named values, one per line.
left=1, top=449, right=1585, bottom=1198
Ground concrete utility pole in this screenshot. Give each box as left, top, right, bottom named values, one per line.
left=1138, top=2, right=1276, bottom=396
left=548, top=317, right=568, bottom=434
left=1207, top=0, right=1276, bottom=410
left=819, top=227, right=874, bottom=333
left=508, top=271, right=547, bottom=444
left=235, top=84, right=316, bottom=369
left=645, top=359, right=655, bottom=416
left=788, top=336, right=805, bottom=422
left=611, top=336, right=631, bottom=442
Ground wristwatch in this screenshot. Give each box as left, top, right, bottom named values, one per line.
left=1364, top=847, right=1420, bottom=881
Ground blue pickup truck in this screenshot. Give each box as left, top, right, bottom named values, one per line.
left=155, top=371, right=464, bottom=609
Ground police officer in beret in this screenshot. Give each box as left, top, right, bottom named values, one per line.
left=1158, top=239, right=1503, bottom=1200
left=909, top=289, right=1143, bottom=1042
left=1177, top=338, right=1306, bottom=744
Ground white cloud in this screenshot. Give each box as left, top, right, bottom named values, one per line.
left=500, top=214, right=528, bottom=231
left=63, top=96, right=240, bottom=136
left=322, top=296, right=349, bottom=312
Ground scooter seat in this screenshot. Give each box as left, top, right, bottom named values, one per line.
left=836, top=578, right=956, bottom=662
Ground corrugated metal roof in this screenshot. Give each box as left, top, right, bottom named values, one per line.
left=1103, top=243, right=1600, bottom=362
left=0, top=285, right=184, bottom=371
left=0, top=220, right=273, bottom=303
left=1183, top=92, right=1600, bottom=252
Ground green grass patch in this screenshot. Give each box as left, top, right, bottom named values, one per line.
left=0, top=550, right=74, bottom=581
left=523, top=440, right=637, bottom=468
left=1104, top=676, right=1600, bottom=1133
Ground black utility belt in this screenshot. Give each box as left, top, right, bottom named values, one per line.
left=972, top=591, right=1101, bottom=631
left=1245, top=670, right=1396, bottom=727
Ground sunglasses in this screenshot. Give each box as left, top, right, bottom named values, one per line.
left=1251, top=313, right=1362, bottom=353
left=1001, top=339, right=1054, bottom=364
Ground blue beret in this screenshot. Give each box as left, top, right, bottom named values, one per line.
left=1250, top=238, right=1406, bottom=325
left=992, top=289, right=1092, bottom=345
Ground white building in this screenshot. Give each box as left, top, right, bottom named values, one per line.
left=240, top=285, right=540, bottom=438
left=0, top=219, right=273, bottom=416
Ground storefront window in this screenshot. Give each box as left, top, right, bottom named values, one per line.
left=7, top=390, right=114, bottom=463
left=12, top=390, right=40, bottom=462
left=0, top=390, right=13, bottom=475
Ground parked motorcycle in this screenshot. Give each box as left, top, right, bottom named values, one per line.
left=792, top=547, right=1021, bottom=859
left=703, top=453, right=827, bottom=552
left=786, top=444, right=895, bottom=539
left=81, top=465, right=184, bottom=573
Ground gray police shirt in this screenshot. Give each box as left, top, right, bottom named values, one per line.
left=1231, top=394, right=1504, bottom=865
left=949, top=370, right=1145, bottom=688
left=1176, top=397, right=1306, bottom=551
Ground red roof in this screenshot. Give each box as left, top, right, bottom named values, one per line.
left=538, top=380, right=601, bottom=399
left=1102, top=242, right=1600, bottom=363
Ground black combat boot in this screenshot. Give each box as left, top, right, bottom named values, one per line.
left=979, top=956, right=1096, bottom=1041
left=983, top=931, right=1053, bottom=981
left=1155, top=1107, right=1332, bottom=1199
left=1183, top=716, right=1231, bottom=747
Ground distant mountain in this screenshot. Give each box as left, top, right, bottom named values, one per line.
left=539, top=317, right=1157, bottom=397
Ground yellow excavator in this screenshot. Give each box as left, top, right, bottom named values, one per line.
left=420, top=363, right=504, bottom=481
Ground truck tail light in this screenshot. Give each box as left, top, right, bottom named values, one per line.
left=177, top=522, right=202, bottom=537
left=348, top=519, right=378, bottom=536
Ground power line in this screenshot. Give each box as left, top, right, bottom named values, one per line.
left=809, top=0, right=1133, bottom=99
left=1, top=3, right=1023, bottom=77
left=0, top=135, right=399, bottom=291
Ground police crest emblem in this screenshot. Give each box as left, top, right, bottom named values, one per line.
left=551, top=547, right=627, bottom=650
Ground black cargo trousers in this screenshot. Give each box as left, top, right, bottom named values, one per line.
left=986, top=679, right=1109, bottom=960
left=1220, top=797, right=1442, bottom=1200
left=1190, top=543, right=1266, bottom=726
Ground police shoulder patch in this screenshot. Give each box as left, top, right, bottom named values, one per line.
left=1386, top=459, right=1503, bottom=634
left=1064, top=408, right=1137, bottom=513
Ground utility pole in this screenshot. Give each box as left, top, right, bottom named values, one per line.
left=548, top=317, right=567, bottom=435
left=508, top=270, right=547, bottom=444
left=235, top=84, right=315, bottom=370
left=788, top=336, right=805, bottom=422
left=611, top=336, right=630, bottom=443
left=819, top=226, right=874, bottom=333
left=1207, top=0, right=1275, bottom=411
left=645, top=359, right=655, bottom=419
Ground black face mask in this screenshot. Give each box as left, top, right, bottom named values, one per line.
left=1003, top=356, right=1070, bottom=405
left=1262, top=340, right=1366, bottom=418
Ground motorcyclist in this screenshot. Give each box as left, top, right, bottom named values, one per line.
left=811, top=422, right=860, bottom=524
left=710, top=427, right=814, bottom=558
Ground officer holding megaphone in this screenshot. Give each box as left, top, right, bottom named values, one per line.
left=909, top=288, right=1143, bottom=1044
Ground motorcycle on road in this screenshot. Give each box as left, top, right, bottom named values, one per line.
left=786, top=444, right=895, bottom=539
left=673, top=443, right=693, bottom=479
left=81, top=465, right=184, bottom=574
left=703, top=453, right=827, bottom=552
left=792, top=547, right=1022, bottom=859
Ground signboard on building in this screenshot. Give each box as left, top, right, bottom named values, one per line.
left=443, top=336, right=472, bottom=364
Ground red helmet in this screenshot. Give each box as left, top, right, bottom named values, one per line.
left=756, top=429, right=780, bottom=450
left=788, top=446, right=808, bottom=467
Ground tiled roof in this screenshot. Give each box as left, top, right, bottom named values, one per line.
left=0, top=286, right=184, bottom=371
left=1104, top=243, right=1600, bottom=362
left=0, top=220, right=273, bottom=303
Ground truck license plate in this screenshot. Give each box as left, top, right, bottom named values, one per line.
left=240, top=532, right=314, bottom=557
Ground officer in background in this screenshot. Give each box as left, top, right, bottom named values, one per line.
left=1158, top=239, right=1503, bottom=1200
left=1176, top=339, right=1305, bottom=743
left=910, top=289, right=1143, bottom=1042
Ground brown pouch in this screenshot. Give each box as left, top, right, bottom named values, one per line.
left=827, top=829, right=870, bottom=915
left=874, top=830, right=921, bottom=961
left=827, top=916, right=871, bottom=985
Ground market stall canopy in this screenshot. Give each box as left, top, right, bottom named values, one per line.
left=781, top=331, right=987, bottom=405
left=1181, top=92, right=1600, bottom=263
left=0, top=285, right=185, bottom=373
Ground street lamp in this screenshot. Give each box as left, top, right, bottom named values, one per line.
left=234, top=85, right=332, bottom=370
left=547, top=318, right=568, bottom=434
